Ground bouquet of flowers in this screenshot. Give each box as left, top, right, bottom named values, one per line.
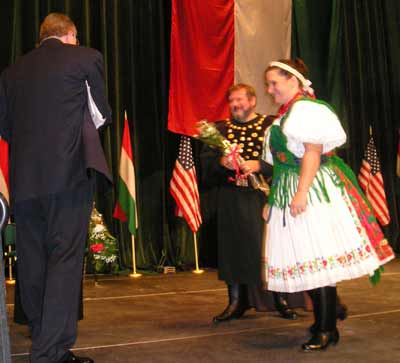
left=195, top=120, right=234, bottom=155
left=195, top=120, right=270, bottom=196
left=88, top=204, right=118, bottom=273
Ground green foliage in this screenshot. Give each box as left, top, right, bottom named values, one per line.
left=88, top=205, right=118, bottom=273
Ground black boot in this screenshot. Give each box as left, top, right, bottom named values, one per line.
left=213, top=284, right=248, bottom=323
left=273, top=292, right=298, bottom=320
left=302, top=330, right=339, bottom=352
left=310, top=293, right=348, bottom=334
left=307, top=289, right=319, bottom=335
left=302, top=287, right=339, bottom=352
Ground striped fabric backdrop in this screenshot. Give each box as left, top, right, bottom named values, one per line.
left=168, top=0, right=291, bottom=136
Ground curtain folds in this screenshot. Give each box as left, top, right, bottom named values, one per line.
left=292, top=0, right=345, bottom=120
left=292, top=0, right=399, bottom=250
left=342, top=0, right=399, bottom=250
left=0, top=0, right=181, bottom=270
left=1, top=0, right=399, bottom=272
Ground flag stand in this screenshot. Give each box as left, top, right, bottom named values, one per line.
left=5, top=244, right=15, bottom=285
left=192, top=232, right=204, bottom=274
left=5, top=254, right=15, bottom=285
left=129, top=235, right=142, bottom=278
left=4, top=221, right=15, bottom=285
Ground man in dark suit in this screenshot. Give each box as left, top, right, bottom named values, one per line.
left=0, top=13, right=111, bottom=363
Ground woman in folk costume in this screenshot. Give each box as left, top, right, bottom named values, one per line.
left=262, top=58, right=394, bottom=351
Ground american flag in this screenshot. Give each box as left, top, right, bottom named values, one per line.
left=169, top=136, right=202, bottom=232
left=358, top=136, right=390, bottom=226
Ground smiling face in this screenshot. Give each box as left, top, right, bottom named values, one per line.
left=265, top=69, right=301, bottom=105
left=228, top=88, right=257, bottom=122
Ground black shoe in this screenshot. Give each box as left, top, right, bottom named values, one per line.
left=213, top=284, right=248, bottom=323
left=273, top=292, right=298, bottom=320
left=61, top=351, right=94, bottom=363
left=212, top=304, right=247, bottom=323
left=302, top=330, right=339, bottom=352
left=278, top=307, right=298, bottom=320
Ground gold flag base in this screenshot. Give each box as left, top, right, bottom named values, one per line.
left=192, top=232, right=204, bottom=275
left=129, top=273, right=142, bottom=278
left=6, top=279, right=15, bottom=285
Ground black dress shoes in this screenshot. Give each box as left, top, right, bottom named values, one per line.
left=302, top=329, right=340, bottom=352
left=272, top=293, right=298, bottom=320
left=61, top=351, right=94, bottom=363
left=213, top=303, right=247, bottom=323
left=277, top=306, right=298, bottom=320
left=213, top=284, right=248, bottom=323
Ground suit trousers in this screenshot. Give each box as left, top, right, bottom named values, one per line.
left=14, top=180, right=94, bottom=363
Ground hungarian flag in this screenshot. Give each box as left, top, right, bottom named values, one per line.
left=170, top=136, right=202, bottom=232
left=113, top=115, right=138, bottom=236
left=0, top=137, right=9, bottom=203
left=168, top=0, right=292, bottom=136
left=358, top=136, right=390, bottom=226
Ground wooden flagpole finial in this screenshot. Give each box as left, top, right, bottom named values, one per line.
left=369, top=126, right=373, bottom=137
left=124, top=110, right=128, bottom=120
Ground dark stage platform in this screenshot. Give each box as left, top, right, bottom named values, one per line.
left=6, top=259, right=400, bottom=363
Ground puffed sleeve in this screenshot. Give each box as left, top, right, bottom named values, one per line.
left=283, top=100, right=346, bottom=158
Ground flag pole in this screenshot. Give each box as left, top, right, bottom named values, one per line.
left=192, top=232, right=204, bottom=274
left=124, top=110, right=141, bottom=278
left=129, top=234, right=142, bottom=278
left=5, top=245, right=15, bottom=285
left=5, top=220, right=15, bottom=285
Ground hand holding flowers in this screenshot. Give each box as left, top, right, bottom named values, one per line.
left=195, top=120, right=270, bottom=196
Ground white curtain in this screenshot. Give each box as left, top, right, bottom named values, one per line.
left=234, top=0, right=292, bottom=115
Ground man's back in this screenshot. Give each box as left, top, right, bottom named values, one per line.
left=0, top=38, right=111, bottom=202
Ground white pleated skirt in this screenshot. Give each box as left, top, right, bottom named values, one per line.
left=263, top=173, right=386, bottom=293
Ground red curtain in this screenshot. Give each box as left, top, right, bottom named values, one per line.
left=168, top=0, right=234, bottom=136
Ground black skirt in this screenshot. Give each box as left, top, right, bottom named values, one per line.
left=217, top=185, right=267, bottom=284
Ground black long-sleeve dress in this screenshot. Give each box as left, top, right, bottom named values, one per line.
left=200, top=114, right=307, bottom=310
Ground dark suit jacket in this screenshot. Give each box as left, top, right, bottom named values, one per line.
left=0, top=38, right=112, bottom=204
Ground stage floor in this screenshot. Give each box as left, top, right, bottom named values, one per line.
left=6, top=259, right=400, bottom=363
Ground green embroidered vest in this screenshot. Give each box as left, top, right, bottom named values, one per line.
left=267, top=99, right=347, bottom=209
